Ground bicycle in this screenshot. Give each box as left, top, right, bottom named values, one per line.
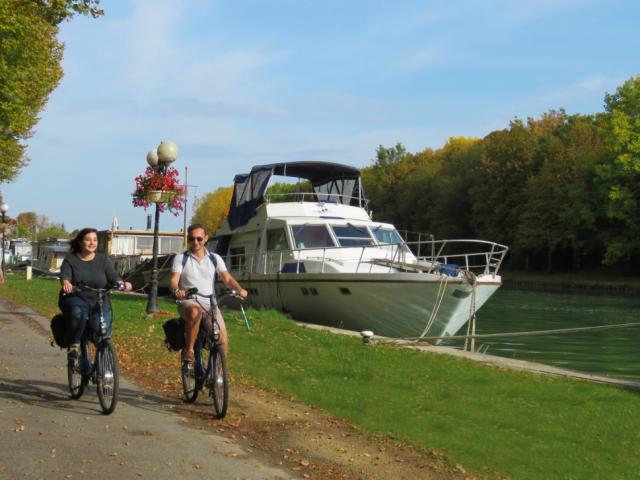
left=179, top=288, right=229, bottom=419
left=66, top=283, right=124, bottom=415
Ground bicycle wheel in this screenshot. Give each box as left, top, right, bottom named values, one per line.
left=208, top=346, right=228, bottom=418
left=96, top=339, right=119, bottom=414
left=182, top=347, right=205, bottom=403
left=67, top=354, right=86, bottom=399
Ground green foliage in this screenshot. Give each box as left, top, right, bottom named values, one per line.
left=598, top=75, right=640, bottom=264
left=365, top=97, right=638, bottom=271
left=0, top=0, right=102, bottom=182
left=37, top=223, right=68, bottom=240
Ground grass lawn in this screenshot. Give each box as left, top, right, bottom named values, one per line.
left=3, top=275, right=639, bottom=479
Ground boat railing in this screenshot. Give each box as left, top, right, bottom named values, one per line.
left=264, top=191, right=369, bottom=209
left=226, top=237, right=508, bottom=278
left=403, top=237, right=509, bottom=277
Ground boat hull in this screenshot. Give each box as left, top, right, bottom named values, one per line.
left=227, top=272, right=501, bottom=340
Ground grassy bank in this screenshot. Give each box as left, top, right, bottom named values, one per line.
left=3, top=275, right=640, bottom=479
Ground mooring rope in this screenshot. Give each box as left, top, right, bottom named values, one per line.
left=419, top=273, right=449, bottom=338
left=407, top=322, right=640, bottom=343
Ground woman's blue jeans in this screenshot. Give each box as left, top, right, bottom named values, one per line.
left=59, top=295, right=112, bottom=344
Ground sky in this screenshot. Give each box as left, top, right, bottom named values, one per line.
left=3, top=0, right=640, bottom=233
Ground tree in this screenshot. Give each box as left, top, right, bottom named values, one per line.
left=598, top=75, right=640, bottom=264
left=373, top=143, right=409, bottom=167
left=0, top=1, right=102, bottom=182
left=37, top=223, right=68, bottom=240
left=470, top=120, right=537, bottom=247
left=13, top=211, right=38, bottom=239
left=362, top=143, right=416, bottom=225
left=191, top=186, right=233, bottom=235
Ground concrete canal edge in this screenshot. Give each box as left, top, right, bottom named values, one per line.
left=298, top=322, right=640, bottom=391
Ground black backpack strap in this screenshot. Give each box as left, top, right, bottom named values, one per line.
left=208, top=253, right=218, bottom=269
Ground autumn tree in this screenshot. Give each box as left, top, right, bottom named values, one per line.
left=0, top=0, right=102, bottom=182
left=191, top=186, right=233, bottom=235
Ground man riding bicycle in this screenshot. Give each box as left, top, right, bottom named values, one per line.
left=169, top=224, right=247, bottom=366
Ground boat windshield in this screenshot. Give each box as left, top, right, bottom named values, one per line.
left=372, top=226, right=403, bottom=245
left=292, top=225, right=335, bottom=249
left=331, top=224, right=374, bottom=247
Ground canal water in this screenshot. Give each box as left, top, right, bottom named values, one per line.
left=440, top=286, right=640, bottom=381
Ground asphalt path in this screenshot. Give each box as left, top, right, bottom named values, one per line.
left=0, top=299, right=293, bottom=480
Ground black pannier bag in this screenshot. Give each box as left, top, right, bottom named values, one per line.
left=162, top=318, right=186, bottom=351
left=50, top=313, right=70, bottom=349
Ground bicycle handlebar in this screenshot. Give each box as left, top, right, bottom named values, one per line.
left=74, top=282, right=126, bottom=294
left=183, top=287, right=244, bottom=301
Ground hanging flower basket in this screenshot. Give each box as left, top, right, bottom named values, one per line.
left=145, top=189, right=177, bottom=203
left=132, top=167, right=185, bottom=216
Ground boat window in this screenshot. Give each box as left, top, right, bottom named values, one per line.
left=160, top=237, right=182, bottom=254
left=136, top=236, right=153, bottom=255
left=267, top=229, right=289, bottom=250
left=291, top=225, right=335, bottom=249
left=372, top=227, right=403, bottom=245
left=331, top=224, right=373, bottom=247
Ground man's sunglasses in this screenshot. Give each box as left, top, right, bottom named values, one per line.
left=188, top=236, right=204, bottom=242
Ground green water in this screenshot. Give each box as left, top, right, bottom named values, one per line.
left=441, top=287, right=640, bottom=381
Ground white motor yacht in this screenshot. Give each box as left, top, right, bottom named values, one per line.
left=212, top=161, right=508, bottom=341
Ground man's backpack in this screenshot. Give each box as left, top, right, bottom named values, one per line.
left=162, top=318, right=186, bottom=351
left=50, top=313, right=70, bottom=349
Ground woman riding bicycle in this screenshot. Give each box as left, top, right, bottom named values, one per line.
left=58, top=228, right=132, bottom=363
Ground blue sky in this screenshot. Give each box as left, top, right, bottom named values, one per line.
left=4, top=0, right=639, bottom=232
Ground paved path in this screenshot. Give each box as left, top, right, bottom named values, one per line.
left=0, top=300, right=293, bottom=480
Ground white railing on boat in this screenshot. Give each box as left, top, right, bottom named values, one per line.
left=264, top=192, right=368, bottom=209
left=224, top=237, right=508, bottom=278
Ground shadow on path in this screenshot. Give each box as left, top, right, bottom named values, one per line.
left=0, top=376, right=183, bottom=416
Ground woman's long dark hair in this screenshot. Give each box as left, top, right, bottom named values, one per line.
left=70, top=228, right=98, bottom=254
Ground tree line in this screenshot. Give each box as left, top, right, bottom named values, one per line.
left=361, top=75, right=640, bottom=273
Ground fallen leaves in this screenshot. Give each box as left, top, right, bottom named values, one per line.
left=11, top=419, right=25, bottom=432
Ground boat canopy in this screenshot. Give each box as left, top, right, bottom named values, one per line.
left=227, top=161, right=365, bottom=229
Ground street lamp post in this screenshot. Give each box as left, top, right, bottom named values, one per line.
left=146, top=141, right=179, bottom=314
left=0, top=203, right=9, bottom=275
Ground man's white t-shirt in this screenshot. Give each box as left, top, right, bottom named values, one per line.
left=171, top=250, right=227, bottom=297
